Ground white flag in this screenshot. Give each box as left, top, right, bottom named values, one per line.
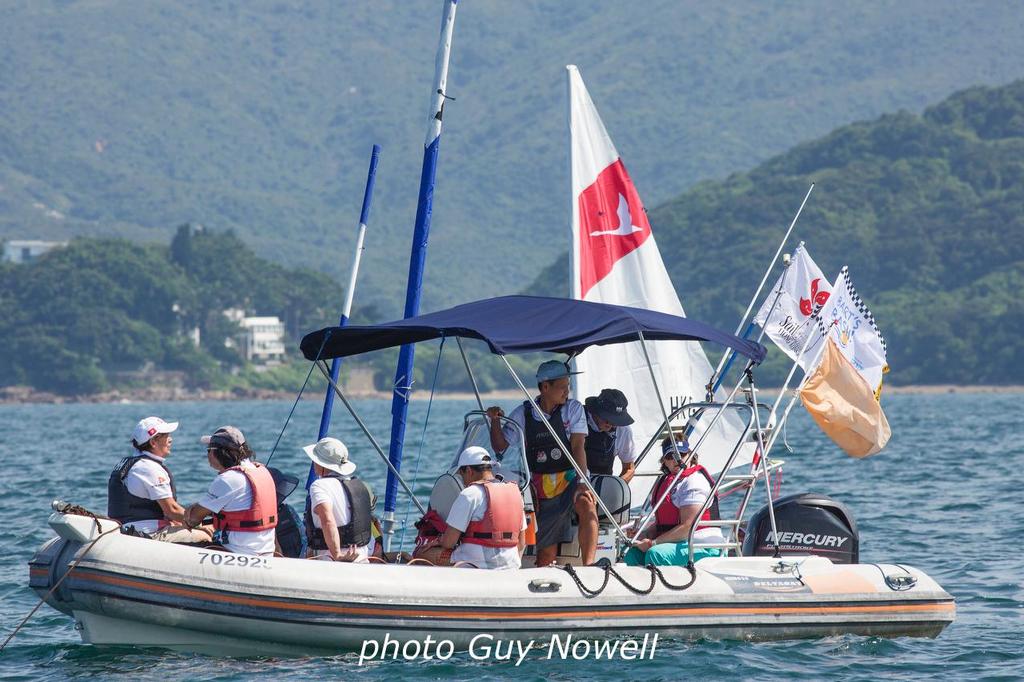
left=567, top=65, right=748, bottom=493
left=814, top=267, right=888, bottom=394
left=754, top=244, right=832, bottom=371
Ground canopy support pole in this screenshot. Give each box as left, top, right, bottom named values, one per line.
left=743, top=367, right=781, bottom=560
left=498, top=355, right=631, bottom=543
left=316, top=360, right=426, bottom=518
left=455, top=336, right=484, bottom=412
left=632, top=365, right=754, bottom=548
left=637, top=331, right=684, bottom=460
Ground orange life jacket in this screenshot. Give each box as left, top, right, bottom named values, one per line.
left=462, top=480, right=523, bottom=548
left=212, top=462, right=278, bottom=533
left=652, top=464, right=720, bottom=534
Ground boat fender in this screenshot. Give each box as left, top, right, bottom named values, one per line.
left=213, top=462, right=278, bottom=533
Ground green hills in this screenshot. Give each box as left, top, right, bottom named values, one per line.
left=529, top=80, right=1024, bottom=385
left=2, top=2, right=1024, bottom=315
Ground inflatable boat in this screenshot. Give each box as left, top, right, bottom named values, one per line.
left=30, top=508, right=954, bottom=657
left=28, top=297, right=954, bottom=655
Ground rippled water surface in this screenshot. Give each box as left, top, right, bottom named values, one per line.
left=1, top=394, right=1021, bottom=680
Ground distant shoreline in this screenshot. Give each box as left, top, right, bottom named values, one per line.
left=1, top=383, right=1022, bottom=405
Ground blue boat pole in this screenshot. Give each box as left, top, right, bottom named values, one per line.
left=709, top=322, right=756, bottom=395
left=308, top=144, right=381, bottom=489
left=382, top=0, right=459, bottom=549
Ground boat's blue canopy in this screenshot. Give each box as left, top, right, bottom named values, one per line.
left=301, top=295, right=767, bottom=363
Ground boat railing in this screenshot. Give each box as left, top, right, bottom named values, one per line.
left=460, top=411, right=531, bottom=493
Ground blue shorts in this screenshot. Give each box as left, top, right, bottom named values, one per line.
left=624, top=541, right=722, bottom=567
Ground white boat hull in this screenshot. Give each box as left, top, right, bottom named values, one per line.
left=30, top=513, right=955, bottom=656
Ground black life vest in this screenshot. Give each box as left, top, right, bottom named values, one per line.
left=304, top=475, right=373, bottom=550
left=584, top=412, right=617, bottom=475
left=522, top=400, right=574, bottom=475
left=107, top=454, right=177, bottom=525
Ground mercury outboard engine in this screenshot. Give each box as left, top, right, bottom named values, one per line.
left=743, top=492, right=859, bottom=564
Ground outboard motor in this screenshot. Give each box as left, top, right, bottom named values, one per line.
left=743, top=492, right=859, bottom=564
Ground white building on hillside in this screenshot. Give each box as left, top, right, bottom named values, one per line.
left=2, top=240, right=67, bottom=264
left=222, top=309, right=286, bottom=363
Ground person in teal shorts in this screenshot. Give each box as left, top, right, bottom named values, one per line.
left=625, top=437, right=724, bottom=566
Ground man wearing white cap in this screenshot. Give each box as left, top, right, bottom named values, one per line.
left=439, top=446, right=527, bottom=570
left=302, top=437, right=375, bottom=562
left=107, top=416, right=212, bottom=543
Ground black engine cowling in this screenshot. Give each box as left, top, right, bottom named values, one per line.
left=742, top=492, right=859, bottom=564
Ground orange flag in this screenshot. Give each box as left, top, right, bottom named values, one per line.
left=800, top=339, right=891, bottom=458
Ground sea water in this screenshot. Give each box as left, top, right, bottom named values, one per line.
left=0, top=394, right=1021, bottom=680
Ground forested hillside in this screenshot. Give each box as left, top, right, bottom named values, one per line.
left=528, top=80, right=1024, bottom=385
left=0, top=227, right=339, bottom=393
left=2, top=1, right=1024, bottom=314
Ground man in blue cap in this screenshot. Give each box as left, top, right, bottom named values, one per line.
left=487, top=360, right=598, bottom=566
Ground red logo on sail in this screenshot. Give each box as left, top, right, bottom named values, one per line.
left=799, top=278, right=830, bottom=316
left=577, top=159, right=652, bottom=297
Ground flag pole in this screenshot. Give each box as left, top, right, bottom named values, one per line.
left=382, top=0, right=459, bottom=550
left=707, top=184, right=814, bottom=397
left=708, top=244, right=800, bottom=396
left=307, top=144, right=381, bottom=488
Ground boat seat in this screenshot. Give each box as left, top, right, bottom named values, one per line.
left=427, top=472, right=464, bottom=519
left=590, top=475, right=630, bottom=525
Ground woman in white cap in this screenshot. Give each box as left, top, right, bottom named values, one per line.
left=303, top=437, right=375, bottom=562
left=107, top=416, right=212, bottom=544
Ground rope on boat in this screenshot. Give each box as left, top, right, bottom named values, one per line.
left=265, top=334, right=329, bottom=466
left=561, top=562, right=692, bottom=597
left=0, top=504, right=118, bottom=653
left=607, top=565, right=656, bottom=595
left=648, top=563, right=698, bottom=591
left=561, top=563, right=611, bottom=597
left=398, top=336, right=446, bottom=549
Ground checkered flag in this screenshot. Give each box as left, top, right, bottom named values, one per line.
left=814, top=267, right=889, bottom=394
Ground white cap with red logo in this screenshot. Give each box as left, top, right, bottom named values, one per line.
left=131, top=416, right=179, bottom=446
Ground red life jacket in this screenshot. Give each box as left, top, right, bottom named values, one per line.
left=212, top=462, right=278, bottom=533
left=462, top=481, right=524, bottom=548
left=652, top=464, right=720, bottom=534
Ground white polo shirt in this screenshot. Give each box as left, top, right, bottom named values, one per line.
left=309, top=476, right=373, bottom=562
left=446, top=482, right=527, bottom=570
left=198, top=460, right=276, bottom=556
left=122, top=452, right=174, bottom=534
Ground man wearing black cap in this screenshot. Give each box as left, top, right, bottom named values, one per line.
left=583, top=388, right=637, bottom=482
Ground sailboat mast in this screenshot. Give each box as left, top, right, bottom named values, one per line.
left=382, top=0, right=459, bottom=548
left=315, top=144, right=382, bottom=443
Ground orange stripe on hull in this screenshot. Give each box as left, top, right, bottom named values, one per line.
left=74, top=571, right=955, bottom=621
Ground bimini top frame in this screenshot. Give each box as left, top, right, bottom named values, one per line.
left=301, top=295, right=769, bottom=550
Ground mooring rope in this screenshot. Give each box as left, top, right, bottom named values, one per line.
left=1, top=505, right=119, bottom=652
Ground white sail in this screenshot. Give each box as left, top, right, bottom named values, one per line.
left=567, top=65, right=751, bottom=506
